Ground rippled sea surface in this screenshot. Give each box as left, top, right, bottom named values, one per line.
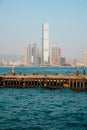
left=0, top=67, right=87, bottom=130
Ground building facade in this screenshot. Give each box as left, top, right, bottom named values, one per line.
left=24, top=47, right=29, bottom=67
left=28, top=44, right=32, bottom=65
left=32, top=43, right=38, bottom=66
left=42, top=23, right=49, bottom=64
left=50, top=45, right=61, bottom=65
left=61, top=57, right=66, bottom=66
left=24, top=43, right=40, bottom=67
left=24, top=44, right=32, bottom=67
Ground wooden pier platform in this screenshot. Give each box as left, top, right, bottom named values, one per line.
left=0, top=74, right=87, bottom=90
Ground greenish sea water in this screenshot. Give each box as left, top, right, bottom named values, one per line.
left=0, top=67, right=87, bottom=130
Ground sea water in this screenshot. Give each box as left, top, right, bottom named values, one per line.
left=0, top=67, right=87, bottom=130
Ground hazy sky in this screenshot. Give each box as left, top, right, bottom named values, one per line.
left=0, top=0, right=87, bottom=59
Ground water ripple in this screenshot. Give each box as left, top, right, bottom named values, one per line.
left=0, top=88, right=87, bottom=130
left=0, top=67, right=87, bottom=129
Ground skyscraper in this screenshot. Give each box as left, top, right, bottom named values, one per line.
left=24, top=47, right=29, bottom=67
left=24, top=44, right=32, bottom=67
left=42, top=23, right=49, bottom=64
left=50, top=45, right=61, bottom=65
left=58, top=48, right=61, bottom=65
left=32, top=43, right=38, bottom=66
left=28, top=44, right=32, bottom=65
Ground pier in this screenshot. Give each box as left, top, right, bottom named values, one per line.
left=0, top=73, right=87, bottom=90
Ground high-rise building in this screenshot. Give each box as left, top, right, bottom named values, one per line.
left=32, top=43, right=38, bottom=66
left=50, top=45, right=61, bottom=65
left=28, top=44, right=32, bottom=65
left=24, top=44, right=32, bottom=67
left=35, top=48, right=42, bottom=65
left=83, top=52, right=87, bottom=65
left=58, top=48, right=61, bottom=65
left=61, top=57, right=66, bottom=66
left=42, top=23, right=49, bottom=64
left=24, top=47, right=29, bottom=67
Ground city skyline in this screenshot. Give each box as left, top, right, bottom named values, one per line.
left=0, top=0, right=87, bottom=59
left=23, top=23, right=63, bottom=67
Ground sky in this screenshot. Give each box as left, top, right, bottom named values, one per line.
left=0, top=0, right=87, bottom=60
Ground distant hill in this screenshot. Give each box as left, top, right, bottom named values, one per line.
left=0, top=55, right=23, bottom=61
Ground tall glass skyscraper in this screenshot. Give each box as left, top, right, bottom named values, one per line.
left=42, top=23, right=49, bottom=64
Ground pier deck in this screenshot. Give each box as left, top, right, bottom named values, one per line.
left=0, top=74, right=87, bottom=90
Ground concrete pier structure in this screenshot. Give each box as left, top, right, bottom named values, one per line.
left=0, top=74, right=87, bottom=90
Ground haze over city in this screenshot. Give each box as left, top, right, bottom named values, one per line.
left=0, top=0, right=87, bottom=59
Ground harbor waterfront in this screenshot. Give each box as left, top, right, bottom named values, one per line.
left=0, top=67, right=87, bottom=129
left=0, top=67, right=87, bottom=90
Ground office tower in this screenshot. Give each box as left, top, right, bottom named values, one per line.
left=37, top=49, right=42, bottom=65
left=61, top=57, right=66, bottom=66
left=24, top=44, right=32, bottom=67
left=83, top=52, right=87, bottom=65
left=42, top=23, right=49, bottom=64
left=24, top=47, right=29, bottom=67
left=58, top=48, right=61, bottom=65
left=50, top=45, right=61, bottom=65
left=32, top=43, right=38, bottom=66
left=28, top=44, right=32, bottom=64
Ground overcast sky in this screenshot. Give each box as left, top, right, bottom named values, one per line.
left=0, top=0, right=87, bottom=59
